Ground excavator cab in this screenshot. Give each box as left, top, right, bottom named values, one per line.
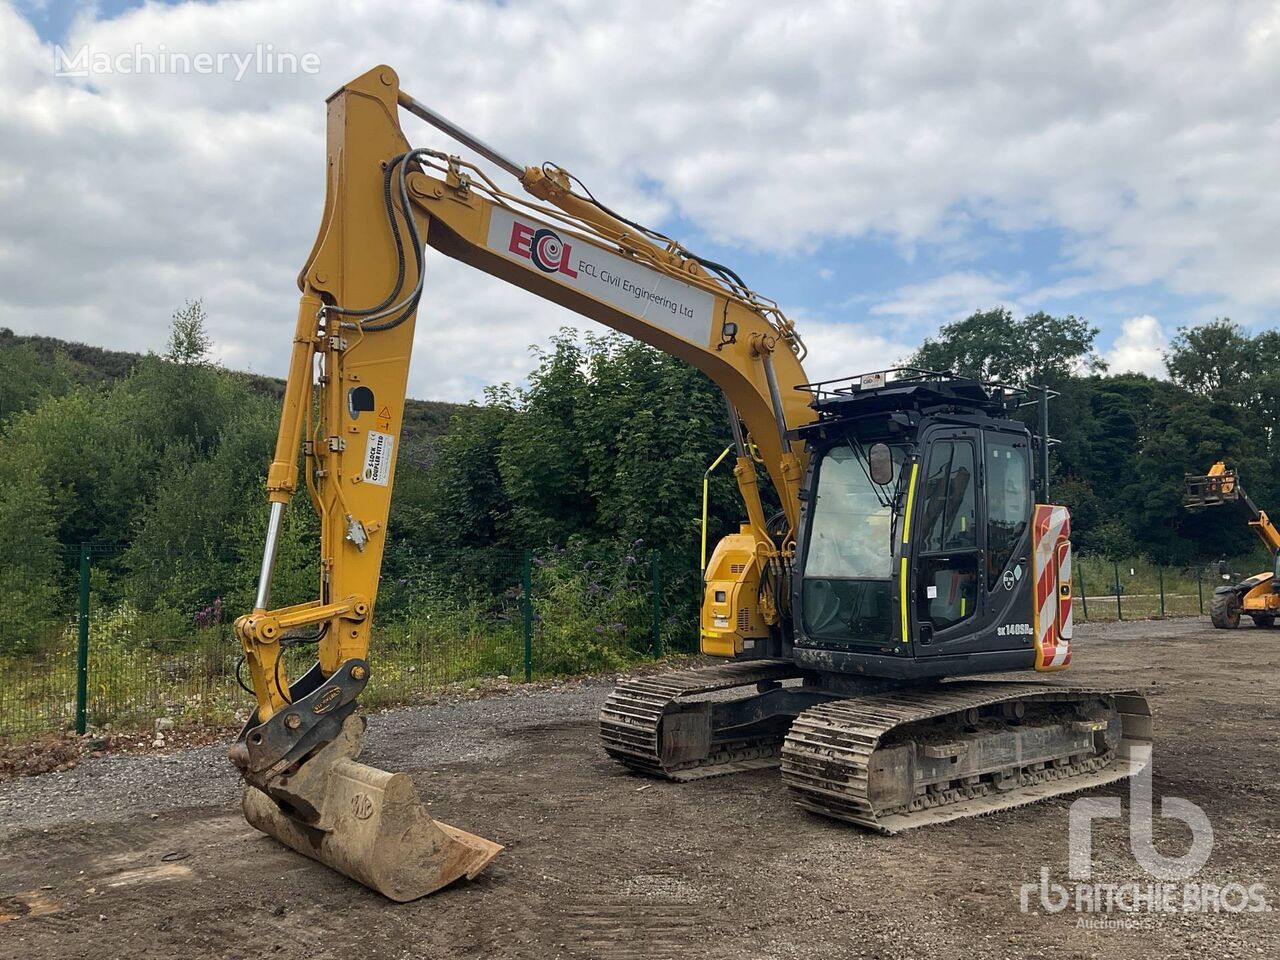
left=699, top=369, right=1072, bottom=676
left=605, top=370, right=1148, bottom=827
left=787, top=369, right=1067, bottom=679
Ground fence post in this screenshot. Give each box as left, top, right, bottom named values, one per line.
left=75, top=543, right=91, bottom=735
left=1197, top=568, right=1204, bottom=615
left=1078, top=561, right=1088, bottom=621
left=522, top=550, right=533, bottom=682
left=651, top=552, right=663, bottom=658
left=1113, top=561, right=1123, bottom=621
left=1158, top=566, right=1165, bottom=618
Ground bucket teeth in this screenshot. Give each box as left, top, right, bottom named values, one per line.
left=242, top=715, right=501, bottom=901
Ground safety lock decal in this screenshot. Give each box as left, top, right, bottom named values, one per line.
left=362, top=430, right=394, bottom=486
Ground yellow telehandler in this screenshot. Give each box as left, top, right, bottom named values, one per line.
left=1185, top=461, right=1280, bottom=628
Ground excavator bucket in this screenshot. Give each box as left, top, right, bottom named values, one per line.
left=241, top=715, right=501, bottom=901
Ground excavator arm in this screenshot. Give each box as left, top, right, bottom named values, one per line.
left=230, top=65, right=816, bottom=899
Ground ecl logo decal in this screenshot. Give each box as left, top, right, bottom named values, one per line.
left=508, top=221, right=578, bottom=277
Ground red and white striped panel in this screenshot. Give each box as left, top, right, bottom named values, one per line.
left=1031, top=504, right=1073, bottom=671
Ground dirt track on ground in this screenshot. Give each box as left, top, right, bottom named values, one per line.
left=1, top=618, right=1278, bottom=960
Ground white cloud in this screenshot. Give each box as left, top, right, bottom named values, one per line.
left=791, top=314, right=916, bottom=384
left=0, top=0, right=1277, bottom=400
left=1104, top=314, right=1168, bottom=378
left=870, top=271, right=1020, bottom=324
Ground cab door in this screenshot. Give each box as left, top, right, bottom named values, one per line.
left=911, top=426, right=1035, bottom=656
left=910, top=428, right=984, bottom=653
left=979, top=431, right=1034, bottom=639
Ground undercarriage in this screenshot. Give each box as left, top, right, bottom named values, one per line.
left=600, top=661, right=1151, bottom=831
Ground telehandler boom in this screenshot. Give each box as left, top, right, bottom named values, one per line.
left=233, top=65, right=1151, bottom=900
left=1185, top=461, right=1280, bottom=628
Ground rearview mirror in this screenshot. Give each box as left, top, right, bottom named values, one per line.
left=868, top=442, right=894, bottom=486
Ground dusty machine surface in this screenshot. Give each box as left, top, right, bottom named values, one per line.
left=232, top=64, right=1151, bottom=898
left=1185, top=460, right=1280, bottom=629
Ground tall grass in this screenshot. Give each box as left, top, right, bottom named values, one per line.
left=1, top=548, right=1238, bottom=740
left=0, top=544, right=694, bottom=739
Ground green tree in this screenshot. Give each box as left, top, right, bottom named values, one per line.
left=165, top=299, right=214, bottom=366
left=388, top=393, right=515, bottom=553
left=397, top=330, right=742, bottom=567
left=497, top=333, right=595, bottom=545
left=0, top=470, right=63, bottom=655
left=573, top=332, right=738, bottom=554
left=911, top=308, right=1106, bottom=385
left=0, top=388, right=154, bottom=546
left=0, top=302, right=310, bottom=645
left=123, top=396, right=318, bottom=614
left=1166, top=320, right=1255, bottom=396
left=0, top=335, right=73, bottom=421
left=1166, top=320, right=1280, bottom=507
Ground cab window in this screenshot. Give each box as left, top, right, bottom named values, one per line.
left=804, top=444, right=904, bottom=579
left=918, top=440, right=976, bottom=553
left=916, top=438, right=978, bottom=630
left=986, top=437, right=1031, bottom=589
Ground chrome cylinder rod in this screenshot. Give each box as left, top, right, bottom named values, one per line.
left=761, top=353, right=793, bottom=454
left=724, top=393, right=748, bottom=458
left=253, top=501, right=286, bottom=611
left=397, top=92, right=525, bottom=180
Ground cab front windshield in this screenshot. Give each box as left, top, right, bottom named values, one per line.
left=805, top=444, right=904, bottom=579
left=801, top=443, right=906, bottom=646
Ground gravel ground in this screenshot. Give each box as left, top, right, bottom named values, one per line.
left=1, top=618, right=1277, bottom=960
left=0, top=680, right=612, bottom=836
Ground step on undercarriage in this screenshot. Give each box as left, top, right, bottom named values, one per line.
left=600, top=662, right=1152, bottom=831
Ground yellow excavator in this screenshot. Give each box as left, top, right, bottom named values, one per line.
left=232, top=65, right=1152, bottom=901
left=1184, top=461, right=1280, bottom=628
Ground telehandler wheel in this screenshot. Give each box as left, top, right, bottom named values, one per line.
left=1210, top=589, right=1241, bottom=629
left=1250, top=614, right=1275, bottom=628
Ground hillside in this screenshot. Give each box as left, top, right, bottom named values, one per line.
left=0, top=327, right=471, bottom=458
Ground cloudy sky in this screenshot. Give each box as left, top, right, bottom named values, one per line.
left=5, top=1, right=1278, bottom=400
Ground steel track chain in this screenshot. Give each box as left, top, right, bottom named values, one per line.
left=599, top=660, right=806, bottom=780
left=780, top=681, right=1152, bottom=833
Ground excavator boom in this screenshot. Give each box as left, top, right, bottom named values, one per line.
left=232, top=65, right=818, bottom=899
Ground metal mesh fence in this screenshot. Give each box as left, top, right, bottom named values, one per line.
left=0, top=542, right=1224, bottom=740
left=1072, top=556, right=1214, bottom=622
left=0, top=542, right=701, bottom=739
left=0, top=545, right=83, bottom=737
